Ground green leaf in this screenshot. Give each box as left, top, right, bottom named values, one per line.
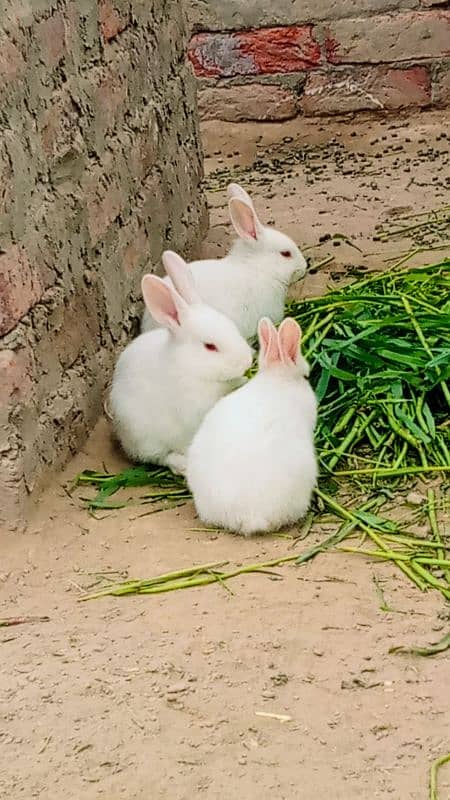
left=390, top=381, right=403, bottom=399
left=422, top=401, right=436, bottom=438
left=327, top=365, right=355, bottom=381
left=395, top=408, right=431, bottom=444
left=354, top=510, right=399, bottom=533
left=378, top=349, right=421, bottom=367
left=315, top=367, right=332, bottom=403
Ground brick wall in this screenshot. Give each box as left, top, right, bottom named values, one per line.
left=187, top=0, right=450, bottom=120
left=0, top=0, right=207, bottom=532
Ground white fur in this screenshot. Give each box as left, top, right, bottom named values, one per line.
left=187, top=317, right=317, bottom=535
left=110, top=254, right=253, bottom=474
left=141, top=183, right=307, bottom=340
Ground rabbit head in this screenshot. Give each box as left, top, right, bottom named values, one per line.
left=141, top=251, right=253, bottom=382
left=227, top=183, right=307, bottom=285
left=257, top=316, right=310, bottom=378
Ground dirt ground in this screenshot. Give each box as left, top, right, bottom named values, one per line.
left=2, top=110, right=450, bottom=800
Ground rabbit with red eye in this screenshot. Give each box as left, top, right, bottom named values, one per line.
left=141, top=182, right=307, bottom=341
left=187, top=316, right=317, bottom=534
left=109, top=252, right=253, bottom=476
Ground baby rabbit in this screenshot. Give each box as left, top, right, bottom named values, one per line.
left=109, top=252, right=253, bottom=476
left=187, top=316, right=317, bottom=534
left=141, top=182, right=307, bottom=340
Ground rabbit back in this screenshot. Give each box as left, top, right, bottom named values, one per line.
left=187, top=374, right=317, bottom=535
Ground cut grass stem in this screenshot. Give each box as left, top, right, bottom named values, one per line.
left=80, top=555, right=300, bottom=601
left=430, top=751, right=450, bottom=800
left=332, top=465, right=450, bottom=478
left=315, top=489, right=427, bottom=591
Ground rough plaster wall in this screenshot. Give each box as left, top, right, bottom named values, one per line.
left=0, top=0, right=208, bottom=532
left=187, top=0, right=450, bottom=119
left=189, top=0, right=426, bottom=29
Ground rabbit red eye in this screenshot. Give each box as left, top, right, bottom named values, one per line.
left=204, top=342, right=218, bottom=352
left=281, top=250, right=292, bottom=258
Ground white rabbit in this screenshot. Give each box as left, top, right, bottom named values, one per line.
left=109, top=252, right=253, bottom=476
left=141, top=182, right=307, bottom=340
left=187, top=316, right=317, bottom=534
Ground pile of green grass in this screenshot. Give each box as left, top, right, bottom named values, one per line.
left=291, top=259, right=449, bottom=480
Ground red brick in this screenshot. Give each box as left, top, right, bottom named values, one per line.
left=301, top=66, right=431, bottom=115
left=326, top=11, right=450, bottom=64
left=188, top=27, right=321, bottom=78
left=383, top=66, right=431, bottom=108
left=433, top=65, right=450, bottom=106
left=0, top=348, right=34, bottom=409
left=0, top=246, right=44, bottom=336
left=0, top=35, right=25, bottom=82
left=36, top=12, right=66, bottom=67
left=98, top=0, right=129, bottom=42
left=198, top=83, right=298, bottom=121
left=324, top=36, right=340, bottom=66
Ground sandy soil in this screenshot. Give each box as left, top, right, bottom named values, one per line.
left=2, top=110, right=450, bottom=800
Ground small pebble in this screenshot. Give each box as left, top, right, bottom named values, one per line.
left=167, top=681, right=189, bottom=694
left=406, top=491, right=424, bottom=506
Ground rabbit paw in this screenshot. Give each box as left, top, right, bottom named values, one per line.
left=166, top=452, right=187, bottom=476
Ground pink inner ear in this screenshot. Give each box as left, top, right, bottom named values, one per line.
left=142, top=276, right=180, bottom=329
left=278, top=318, right=301, bottom=364
left=157, top=288, right=179, bottom=325
left=258, top=318, right=280, bottom=366
left=229, top=198, right=258, bottom=241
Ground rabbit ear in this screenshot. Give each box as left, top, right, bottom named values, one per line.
left=278, top=318, right=302, bottom=365
left=162, top=251, right=200, bottom=305
left=227, top=183, right=254, bottom=207
left=141, top=274, right=188, bottom=332
left=258, top=317, right=280, bottom=366
left=229, top=198, right=263, bottom=241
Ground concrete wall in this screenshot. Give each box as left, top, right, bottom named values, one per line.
left=187, top=1, right=450, bottom=120
left=0, top=0, right=207, bottom=532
